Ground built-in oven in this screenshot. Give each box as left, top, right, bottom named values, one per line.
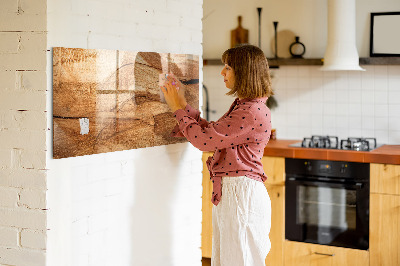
left=285, top=158, right=370, bottom=250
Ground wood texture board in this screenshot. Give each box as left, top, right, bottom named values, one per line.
left=52, top=47, right=199, bottom=158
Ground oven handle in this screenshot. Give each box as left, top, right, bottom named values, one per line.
left=286, top=177, right=364, bottom=189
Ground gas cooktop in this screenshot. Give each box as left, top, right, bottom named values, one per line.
left=289, top=135, right=383, bottom=151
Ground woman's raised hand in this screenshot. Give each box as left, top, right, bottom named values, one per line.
left=161, top=74, right=187, bottom=112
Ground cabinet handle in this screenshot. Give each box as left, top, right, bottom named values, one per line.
left=314, top=252, right=335, bottom=257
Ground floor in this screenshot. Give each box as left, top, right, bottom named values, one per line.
left=202, top=257, right=211, bottom=266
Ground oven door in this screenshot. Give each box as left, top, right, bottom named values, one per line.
left=285, top=177, right=369, bottom=250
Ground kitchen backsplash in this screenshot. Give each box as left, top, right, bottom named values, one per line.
left=203, top=65, right=400, bottom=144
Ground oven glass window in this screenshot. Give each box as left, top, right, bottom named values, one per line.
left=297, top=186, right=356, bottom=230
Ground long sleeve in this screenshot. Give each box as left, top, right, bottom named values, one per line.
left=171, top=104, right=210, bottom=137
left=173, top=105, right=257, bottom=152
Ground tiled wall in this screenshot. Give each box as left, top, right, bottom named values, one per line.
left=45, top=0, right=203, bottom=266
left=203, top=65, right=400, bottom=145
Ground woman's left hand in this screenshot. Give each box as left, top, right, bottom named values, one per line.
left=161, top=75, right=186, bottom=112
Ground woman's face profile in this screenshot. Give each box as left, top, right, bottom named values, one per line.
left=221, top=64, right=235, bottom=89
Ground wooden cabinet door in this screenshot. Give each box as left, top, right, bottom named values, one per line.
left=284, top=241, right=369, bottom=266
left=202, top=152, right=213, bottom=258
left=264, top=184, right=285, bottom=266
left=370, top=163, right=400, bottom=195
left=262, top=156, right=285, bottom=186
left=370, top=193, right=400, bottom=266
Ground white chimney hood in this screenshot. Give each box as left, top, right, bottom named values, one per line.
left=320, top=0, right=365, bottom=71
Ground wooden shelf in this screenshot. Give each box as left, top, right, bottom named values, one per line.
left=359, top=57, right=400, bottom=65
left=203, top=57, right=400, bottom=67
left=203, top=58, right=323, bottom=67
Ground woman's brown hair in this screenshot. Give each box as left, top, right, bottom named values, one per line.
left=221, top=44, right=273, bottom=99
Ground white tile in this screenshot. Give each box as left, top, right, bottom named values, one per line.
left=388, top=65, right=400, bottom=76
left=374, top=78, right=388, bottom=91
left=349, top=128, right=362, bottom=137
left=348, top=75, right=362, bottom=91
left=286, top=77, right=299, bottom=89
left=374, top=130, right=389, bottom=144
left=297, top=101, right=312, bottom=114
left=273, top=67, right=287, bottom=78
left=323, top=115, right=336, bottom=129
left=285, top=66, right=298, bottom=77
left=362, top=129, right=375, bottom=138
left=361, top=75, right=374, bottom=91
left=335, top=72, right=349, bottom=90
left=310, top=67, right=324, bottom=77
left=388, top=91, right=400, bottom=104
left=361, top=104, right=374, bottom=116
left=389, top=104, right=400, bottom=117
left=375, top=104, right=389, bottom=117
left=362, top=90, right=375, bottom=104
left=298, top=67, right=311, bottom=78
left=388, top=117, right=400, bottom=131
left=311, top=114, right=324, bottom=129
left=336, top=90, right=349, bottom=104
left=310, top=77, right=324, bottom=90
left=374, top=117, right=389, bottom=131
left=388, top=76, right=400, bottom=91
left=311, top=102, right=324, bottom=113
left=348, top=103, right=362, bottom=116
left=362, top=116, right=375, bottom=130
left=336, top=128, right=349, bottom=140
left=311, top=127, right=324, bottom=136
left=388, top=131, right=400, bottom=144
left=348, top=116, right=362, bottom=129
left=311, top=87, right=323, bottom=101
left=336, top=115, right=348, bottom=128
left=336, top=103, right=349, bottom=116
left=374, top=90, right=388, bottom=104
left=348, top=90, right=362, bottom=103
left=323, top=87, right=336, bottom=103
left=273, top=76, right=287, bottom=90
left=374, top=65, right=388, bottom=78
left=287, top=113, right=300, bottom=127
left=322, top=70, right=335, bottom=78
left=298, top=77, right=310, bottom=89
left=323, top=103, right=336, bottom=115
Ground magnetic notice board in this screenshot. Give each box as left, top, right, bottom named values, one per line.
left=370, top=12, right=400, bottom=57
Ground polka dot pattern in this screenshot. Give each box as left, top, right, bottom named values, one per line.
left=171, top=97, right=272, bottom=206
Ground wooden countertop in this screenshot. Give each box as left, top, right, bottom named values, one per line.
left=263, top=139, right=400, bottom=165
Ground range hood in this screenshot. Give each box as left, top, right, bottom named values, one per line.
left=320, top=0, right=365, bottom=71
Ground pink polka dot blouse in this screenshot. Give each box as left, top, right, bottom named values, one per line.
left=171, top=97, right=272, bottom=206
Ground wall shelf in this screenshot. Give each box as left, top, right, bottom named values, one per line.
left=203, top=57, right=400, bottom=67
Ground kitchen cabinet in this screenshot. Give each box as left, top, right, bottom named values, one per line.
left=370, top=163, right=400, bottom=266
left=284, top=241, right=369, bottom=266
left=202, top=152, right=213, bottom=258
left=261, top=156, right=285, bottom=266
left=201, top=154, right=286, bottom=266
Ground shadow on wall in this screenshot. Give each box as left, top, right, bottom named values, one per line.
left=129, top=142, right=190, bottom=265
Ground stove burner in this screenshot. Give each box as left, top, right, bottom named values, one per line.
left=340, top=137, right=377, bottom=151
left=295, top=136, right=378, bottom=151
left=301, top=135, right=339, bottom=149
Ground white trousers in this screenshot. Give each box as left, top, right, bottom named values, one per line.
left=212, top=176, right=271, bottom=266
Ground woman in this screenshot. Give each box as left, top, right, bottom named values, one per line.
left=161, top=44, right=273, bottom=266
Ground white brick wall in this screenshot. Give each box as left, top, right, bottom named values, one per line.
left=0, top=0, right=48, bottom=265
left=46, top=1, right=203, bottom=266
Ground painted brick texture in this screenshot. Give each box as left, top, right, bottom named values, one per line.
left=0, top=0, right=48, bottom=265
left=46, top=0, right=203, bottom=266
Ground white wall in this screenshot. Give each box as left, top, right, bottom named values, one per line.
left=203, top=0, right=400, bottom=58
left=46, top=1, right=203, bottom=266
left=203, top=0, right=400, bottom=145
left=0, top=0, right=48, bottom=265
